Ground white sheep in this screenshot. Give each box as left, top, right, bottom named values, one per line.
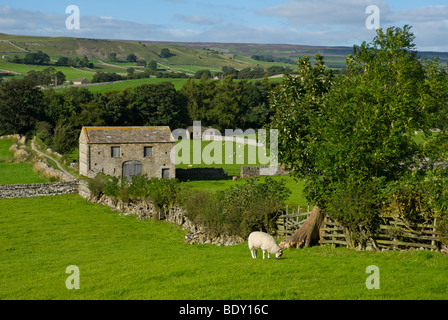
left=248, top=231, right=283, bottom=260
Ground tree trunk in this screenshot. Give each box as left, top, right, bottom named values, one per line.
left=280, top=206, right=324, bottom=249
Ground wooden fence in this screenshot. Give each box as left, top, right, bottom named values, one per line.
left=319, top=216, right=349, bottom=247
left=277, top=207, right=442, bottom=251
left=277, top=205, right=312, bottom=237
left=374, top=216, right=440, bottom=250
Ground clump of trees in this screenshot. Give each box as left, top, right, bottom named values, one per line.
left=160, top=48, right=174, bottom=58
left=271, top=26, right=448, bottom=249
left=251, top=55, right=295, bottom=65
left=0, top=78, right=45, bottom=136
left=56, top=56, right=93, bottom=68
left=25, top=67, right=66, bottom=86
left=91, top=71, right=124, bottom=83
left=10, top=51, right=50, bottom=65
left=181, top=76, right=274, bottom=131
left=216, top=65, right=294, bottom=80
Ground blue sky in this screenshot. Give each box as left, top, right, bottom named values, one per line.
left=1, top=0, right=447, bottom=51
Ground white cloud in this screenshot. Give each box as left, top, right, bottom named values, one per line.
left=255, top=0, right=448, bottom=51
left=257, top=0, right=390, bottom=27
left=0, top=3, right=447, bottom=51
left=176, top=14, right=222, bottom=26
left=391, top=5, right=448, bottom=22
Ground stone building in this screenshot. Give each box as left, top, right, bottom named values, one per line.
left=74, top=78, right=89, bottom=85
left=79, top=126, right=175, bottom=180
left=185, top=125, right=221, bottom=140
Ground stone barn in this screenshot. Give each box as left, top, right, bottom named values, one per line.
left=79, top=126, right=176, bottom=180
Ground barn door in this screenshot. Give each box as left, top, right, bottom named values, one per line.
left=122, top=161, right=142, bottom=180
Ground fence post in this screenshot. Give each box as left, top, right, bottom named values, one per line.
left=432, top=217, right=437, bottom=250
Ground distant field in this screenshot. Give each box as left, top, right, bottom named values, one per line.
left=56, top=77, right=193, bottom=93
left=0, top=60, right=94, bottom=81
left=55, top=77, right=282, bottom=94
left=175, top=139, right=275, bottom=176
left=175, top=139, right=308, bottom=206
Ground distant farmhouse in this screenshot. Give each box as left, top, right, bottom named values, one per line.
left=74, top=78, right=89, bottom=85
left=79, top=127, right=175, bottom=180
left=185, top=125, right=221, bottom=140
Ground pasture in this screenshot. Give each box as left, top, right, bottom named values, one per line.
left=1, top=194, right=448, bottom=300
left=0, top=139, right=47, bottom=185
left=0, top=60, right=94, bottom=82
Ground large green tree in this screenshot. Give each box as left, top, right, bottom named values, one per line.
left=132, top=82, right=187, bottom=129
left=0, top=79, right=45, bottom=136
left=271, top=26, right=448, bottom=248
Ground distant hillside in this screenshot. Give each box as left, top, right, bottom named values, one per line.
left=0, top=33, right=251, bottom=70
left=148, top=41, right=448, bottom=67
left=150, top=41, right=353, bottom=58
left=1, top=33, right=447, bottom=73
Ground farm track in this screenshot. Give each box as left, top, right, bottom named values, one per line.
left=31, top=138, right=77, bottom=181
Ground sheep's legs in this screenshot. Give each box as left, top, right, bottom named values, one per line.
left=251, top=249, right=257, bottom=259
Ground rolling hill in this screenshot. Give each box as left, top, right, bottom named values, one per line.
left=1, top=33, right=447, bottom=88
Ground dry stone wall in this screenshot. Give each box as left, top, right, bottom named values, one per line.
left=82, top=192, right=244, bottom=246
left=176, top=168, right=227, bottom=180
left=0, top=181, right=79, bottom=199
left=240, top=165, right=288, bottom=178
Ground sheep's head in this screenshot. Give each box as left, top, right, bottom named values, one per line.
left=275, top=249, right=283, bottom=260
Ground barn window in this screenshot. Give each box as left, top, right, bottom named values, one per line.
left=162, top=168, right=170, bottom=179
left=111, top=146, right=120, bottom=158
left=144, top=146, right=153, bottom=158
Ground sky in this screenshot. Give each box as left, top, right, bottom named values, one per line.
left=0, top=0, right=447, bottom=51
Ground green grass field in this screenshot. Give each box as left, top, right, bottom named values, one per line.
left=0, top=139, right=47, bottom=185
left=175, top=139, right=274, bottom=175
left=1, top=194, right=448, bottom=300
left=60, top=77, right=193, bottom=93
left=0, top=162, right=47, bottom=185
left=0, top=139, right=14, bottom=159
left=0, top=60, right=94, bottom=81
left=175, top=139, right=307, bottom=207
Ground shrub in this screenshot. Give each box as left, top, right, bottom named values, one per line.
left=184, top=177, right=291, bottom=238
left=87, top=173, right=108, bottom=199
left=100, top=173, right=187, bottom=217
left=184, top=190, right=224, bottom=234
left=379, top=169, right=448, bottom=245
left=324, top=177, right=383, bottom=247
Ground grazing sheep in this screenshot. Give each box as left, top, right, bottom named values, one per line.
left=248, top=231, right=283, bottom=260
left=232, top=176, right=239, bottom=181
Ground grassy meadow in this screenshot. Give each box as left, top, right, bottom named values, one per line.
left=1, top=194, right=448, bottom=300
left=0, top=139, right=47, bottom=185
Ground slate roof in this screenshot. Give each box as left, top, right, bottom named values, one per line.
left=82, top=127, right=173, bottom=144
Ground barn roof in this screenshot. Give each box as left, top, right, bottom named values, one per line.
left=82, top=126, right=174, bottom=144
